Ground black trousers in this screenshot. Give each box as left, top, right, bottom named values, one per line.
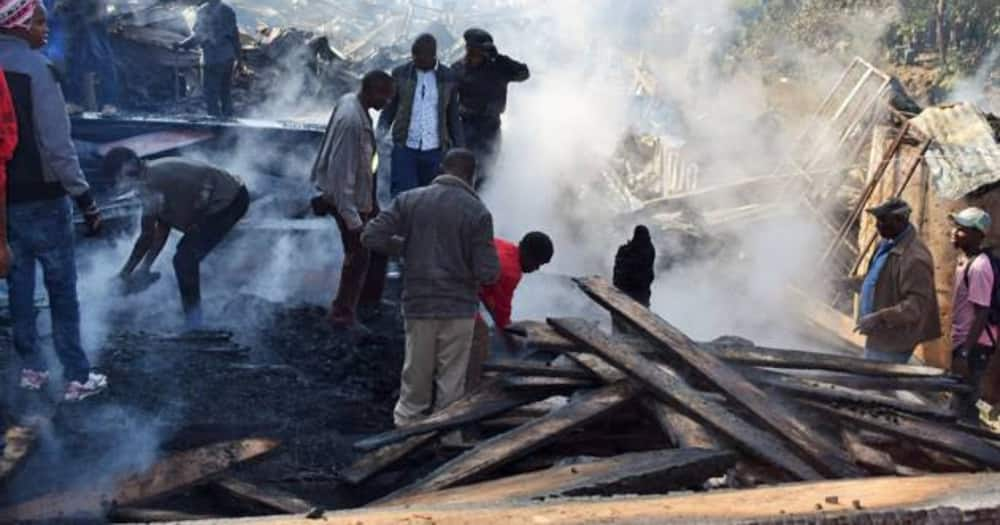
left=174, top=187, right=250, bottom=315
left=204, top=61, right=235, bottom=117
left=461, top=114, right=502, bottom=189
left=953, top=343, right=996, bottom=421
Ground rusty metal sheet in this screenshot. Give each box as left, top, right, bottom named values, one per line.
left=910, top=102, right=1000, bottom=200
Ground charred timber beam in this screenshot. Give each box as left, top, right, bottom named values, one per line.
left=377, top=382, right=636, bottom=503
left=549, top=318, right=822, bottom=480
left=381, top=448, right=737, bottom=508
left=352, top=380, right=549, bottom=452
left=571, top=277, right=867, bottom=478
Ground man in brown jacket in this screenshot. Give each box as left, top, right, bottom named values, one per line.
left=852, top=198, right=941, bottom=363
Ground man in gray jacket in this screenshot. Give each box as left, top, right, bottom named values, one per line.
left=363, top=149, right=500, bottom=427
left=312, top=71, right=395, bottom=332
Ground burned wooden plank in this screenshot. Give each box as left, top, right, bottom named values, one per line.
left=500, top=375, right=598, bottom=392
left=517, top=318, right=945, bottom=379
left=742, top=368, right=957, bottom=420
left=339, top=433, right=438, bottom=486
left=378, top=382, right=636, bottom=502
left=572, top=277, right=866, bottom=478
left=810, top=402, right=1000, bottom=469
left=566, top=348, right=718, bottom=450
left=383, top=448, right=737, bottom=507
left=353, top=380, right=547, bottom=452
left=0, top=419, right=40, bottom=484
left=214, top=477, right=316, bottom=514
left=549, top=318, right=822, bottom=480
left=841, top=430, right=898, bottom=476
left=484, top=358, right=597, bottom=380
left=701, top=341, right=947, bottom=377
left=783, top=370, right=969, bottom=393
left=0, top=438, right=279, bottom=522
left=108, top=507, right=221, bottom=522
left=641, top=398, right=722, bottom=449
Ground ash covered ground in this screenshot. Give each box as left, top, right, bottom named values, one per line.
left=0, top=229, right=439, bottom=516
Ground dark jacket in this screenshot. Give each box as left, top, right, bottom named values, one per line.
left=451, top=54, right=529, bottom=118
left=863, top=225, right=942, bottom=353
left=183, top=0, right=240, bottom=65
left=613, top=227, right=655, bottom=306
left=0, top=36, right=93, bottom=208
left=377, top=62, right=465, bottom=149
left=361, top=175, right=500, bottom=318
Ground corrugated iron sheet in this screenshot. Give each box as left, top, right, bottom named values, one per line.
left=910, top=102, right=1000, bottom=200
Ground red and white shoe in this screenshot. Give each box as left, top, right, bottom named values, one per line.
left=19, top=369, right=50, bottom=391
left=64, top=372, right=108, bottom=402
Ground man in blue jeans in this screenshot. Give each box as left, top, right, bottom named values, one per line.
left=0, top=0, right=107, bottom=401
left=378, top=34, right=464, bottom=196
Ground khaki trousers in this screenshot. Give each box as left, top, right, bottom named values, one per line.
left=394, top=317, right=476, bottom=427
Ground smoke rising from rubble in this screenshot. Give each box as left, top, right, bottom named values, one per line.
left=477, top=0, right=895, bottom=345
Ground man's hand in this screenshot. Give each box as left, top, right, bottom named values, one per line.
left=83, top=207, right=102, bottom=236
left=855, top=313, right=882, bottom=335
left=0, top=243, right=12, bottom=278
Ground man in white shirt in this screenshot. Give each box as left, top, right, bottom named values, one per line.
left=378, top=34, right=464, bottom=196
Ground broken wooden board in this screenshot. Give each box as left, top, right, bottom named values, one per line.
left=500, top=375, right=598, bottom=392
left=566, top=347, right=718, bottom=450
left=214, top=477, right=315, bottom=514
left=549, top=318, right=822, bottom=480
left=784, top=370, right=969, bottom=393
left=0, top=438, right=278, bottom=522
left=0, top=420, right=40, bottom=483
left=742, top=368, right=957, bottom=420
left=378, top=382, right=636, bottom=503
left=572, top=277, right=866, bottom=479
left=810, top=402, right=1000, bottom=469
left=353, top=380, right=547, bottom=452
left=641, top=397, right=722, bottom=449
left=171, top=473, right=1000, bottom=524
left=702, top=341, right=947, bottom=377
left=515, top=319, right=945, bottom=378
left=108, top=507, right=221, bottom=522
left=339, top=433, right=438, bottom=486
left=484, top=358, right=596, bottom=380
left=841, top=430, right=898, bottom=476
left=382, top=448, right=736, bottom=507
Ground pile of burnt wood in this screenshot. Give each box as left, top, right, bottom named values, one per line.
left=343, top=276, right=999, bottom=508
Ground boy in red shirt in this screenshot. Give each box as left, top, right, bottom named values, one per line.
left=467, top=231, right=553, bottom=391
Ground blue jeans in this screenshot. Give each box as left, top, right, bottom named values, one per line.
left=7, top=197, right=90, bottom=382
left=390, top=146, right=442, bottom=196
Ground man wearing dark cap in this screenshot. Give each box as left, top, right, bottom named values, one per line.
left=848, top=197, right=941, bottom=363
left=451, top=28, right=529, bottom=188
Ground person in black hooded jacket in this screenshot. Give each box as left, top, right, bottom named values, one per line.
left=614, top=225, right=656, bottom=305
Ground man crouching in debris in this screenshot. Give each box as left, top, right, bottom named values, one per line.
left=311, top=70, right=395, bottom=334
left=948, top=207, right=999, bottom=421
left=104, top=148, right=249, bottom=330
left=0, top=0, right=107, bottom=400
left=174, top=0, right=240, bottom=117
left=848, top=198, right=941, bottom=364
left=362, top=149, right=500, bottom=428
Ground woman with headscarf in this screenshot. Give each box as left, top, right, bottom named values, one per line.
left=613, top=225, right=656, bottom=334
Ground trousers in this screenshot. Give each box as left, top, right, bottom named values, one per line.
left=174, top=187, right=249, bottom=318
left=390, top=146, right=442, bottom=196
left=330, top=211, right=387, bottom=323
left=8, top=197, right=90, bottom=382
left=394, top=317, right=476, bottom=427
left=952, top=343, right=996, bottom=421
left=204, top=60, right=235, bottom=117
